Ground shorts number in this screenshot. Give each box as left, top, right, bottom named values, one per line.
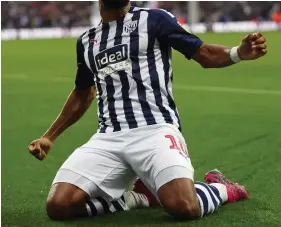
left=165, top=135, right=180, bottom=150
left=165, top=135, right=189, bottom=157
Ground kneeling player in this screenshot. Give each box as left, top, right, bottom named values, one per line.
left=28, top=0, right=266, bottom=222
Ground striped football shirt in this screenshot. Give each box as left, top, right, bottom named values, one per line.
left=75, top=6, right=203, bottom=133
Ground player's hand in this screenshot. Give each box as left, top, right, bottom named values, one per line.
left=28, top=138, right=53, bottom=161
left=238, top=32, right=267, bottom=60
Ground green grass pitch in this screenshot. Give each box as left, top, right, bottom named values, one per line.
left=2, top=32, right=281, bottom=227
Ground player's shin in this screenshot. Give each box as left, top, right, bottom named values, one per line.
left=85, top=196, right=129, bottom=217
left=194, top=182, right=227, bottom=217
left=85, top=191, right=151, bottom=217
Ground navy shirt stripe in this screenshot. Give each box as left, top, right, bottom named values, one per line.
left=114, top=18, right=124, bottom=45
left=99, top=23, right=110, bottom=51
left=75, top=33, right=95, bottom=89
left=119, top=71, right=138, bottom=128
left=105, top=75, right=121, bottom=131
left=130, top=11, right=156, bottom=125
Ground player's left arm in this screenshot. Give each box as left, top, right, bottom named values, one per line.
left=28, top=35, right=96, bottom=161
left=155, top=10, right=267, bottom=68
left=193, top=33, right=267, bottom=68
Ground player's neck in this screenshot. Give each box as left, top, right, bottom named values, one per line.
left=101, top=3, right=131, bottom=23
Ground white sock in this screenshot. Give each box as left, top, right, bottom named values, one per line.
left=210, top=183, right=228, bottom=203
left=195, top=181, right=226, bottom=217
left=86, top=196, right=128, bottom=217
left=123, top=191, right=150, bottom=209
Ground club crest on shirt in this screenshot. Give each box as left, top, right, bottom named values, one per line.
left=124, top=20, right=138, bottom=33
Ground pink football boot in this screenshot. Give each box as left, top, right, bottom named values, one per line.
left=205, top=169, right=249, bottom=203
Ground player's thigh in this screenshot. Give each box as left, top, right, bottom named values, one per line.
left=52, top=139, right=136, bottom=200
left=126, top=124, right=194, bottom=196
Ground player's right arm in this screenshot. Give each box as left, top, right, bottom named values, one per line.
left=28, top=35, right=96, bottom=161
left=155, top=10, right=267, bottom=68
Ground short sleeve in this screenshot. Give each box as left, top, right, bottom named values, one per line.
left=154, top=9, right=203, bottom=60
left=75, top=35, right=95, bottom=89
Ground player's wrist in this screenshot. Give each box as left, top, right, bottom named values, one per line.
left=41, top=134, right=55, bottom=143
left=230, top=46, right=242, bottom=63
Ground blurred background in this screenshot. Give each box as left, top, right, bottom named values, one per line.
left=1, top=1, right=281, bottom=29
left=1, top=1, right=93, bottom=29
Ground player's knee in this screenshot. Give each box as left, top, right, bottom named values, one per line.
left=46, top=191, right=84, bottom=220
left=46, top=196, right=72, bottom=220
left=163, top=198, right=201, bottom=220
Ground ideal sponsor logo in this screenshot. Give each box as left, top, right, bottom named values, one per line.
left=102, top=61, right=130, bottom=75
left=95, top=44, right=128, bottom=70
left=124, top=20, right=138, bottom=33
left=95, top=44, right=131, bottom=75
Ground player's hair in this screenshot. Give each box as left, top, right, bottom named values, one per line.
left=102, top=0, right=129, bottom=9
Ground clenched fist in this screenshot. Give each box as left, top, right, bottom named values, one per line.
left=28, top=138, right=53, bottom=161
left=238, top=32, right=267, bottom=60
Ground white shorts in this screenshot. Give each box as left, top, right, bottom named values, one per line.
left=52, top=124, right=194, bottom=200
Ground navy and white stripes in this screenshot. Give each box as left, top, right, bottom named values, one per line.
left=76, top=6, right=202, bottom=133
left=194, top=182, right=224, bottom=217
left=86, top=196, right=128, bottom=217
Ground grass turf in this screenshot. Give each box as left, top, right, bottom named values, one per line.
left=2, top=32, right=281, bottom=227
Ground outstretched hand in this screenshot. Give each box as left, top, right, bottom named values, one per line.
left=238, top=32, right=267, bottom=60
